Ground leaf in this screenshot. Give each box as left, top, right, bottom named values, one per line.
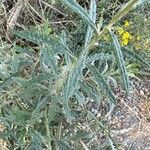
left=74, top=90, right=86, bottom=107
left=89, top=66, right=116, bottom=104
left=30, top=96, right=49, bottom=122
left=109, top=30, right=129, bottom=95
left=62, top=48, right=89, bottom=123
left=29, top=131, right=47, bottom=150
left=61, top=0, right=96, bottom=30
left=86, top=53, right=112, bottom=65
left=79, top=80, right=100, bottom=103
left=3, top=107, right=30, bottom=126
left=56, top=140, right=72, bottom=150
left=84, top=0, right=97, bottom=47
left=68, top=131, right=93, bottom=141
left=12, top=73, right=52, bottom=103
left=41, top=45, right=59, bottom=75
left=13, top=45, right=35, bottom=56
left=12, top=30, right=76, bottom=59
left=108, top=137, right=117, bottom=150
left=134, top=0, right=150, bottom=8
left=48, top=98, right=62, bottom=123
left=0, top=72, right=19, bottom=90
left=123, top=47, right=150, bottom=67
left=12, top=30, right=56, bottom=45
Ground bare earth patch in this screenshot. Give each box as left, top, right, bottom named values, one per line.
left=110, top=79, right=150, bottom=150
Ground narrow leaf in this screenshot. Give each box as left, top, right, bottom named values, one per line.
left=41, top=45, right=59, bottom=75
left=90, top=66, right=116, bottom=103
left=63, top=48, right=89, bottom=123
left=79, top=80, right=100, bottom=103
left=30, top=96, right=49, bottom=121
left=56, top=140, right=72, bottom=150
left=61, top=0, right=96, bottom=30
left=123, top=47, right=150, bottom=67
left=84, top=0, right=97, bottom=47
left=12, top=30, right=76, bottom=59
left=109, top=30, right=129, bottom=95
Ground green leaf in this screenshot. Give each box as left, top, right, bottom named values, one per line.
left=109, top=30, right=129, bottom=95
left=74, top=90, right=85, bottom=107
left=108, top=137, right=117, bottom=150
left=56, top=140, right=72, bottom=150
left=84, top=0, right=97, bottom=47
left=30, top=96, right=49, bottom=122
left=86, top=53, right=112, bottom=64
left=12, top=73, right=52, bottom=103
left=48, top=98, right=62, bottom=123
left=89, top=66, right=116, bottom=104
left=41, top=45, right=59, bottom=75
left=13, top=45, right=35, bottom=56
left=62, top=48, right=89, bottom=123
left=3, top=107, right=30, bottom=126
left=0, top=72, right=19, bottom=90
left=61, top=0, right=96, bottom=30
left=29, top=131, right=47, bottom=150
left=12, top=30, right=76, bottom=59
left=68, top=131, right=93, bottom=141
left=12, top=30, right=56, bottom=45
left=79, top=80, right=100, bottom=103
left=123, top=47, right=150, bottom=67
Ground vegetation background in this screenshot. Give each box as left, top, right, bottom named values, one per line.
left=0, top=0, right=150, bottom=149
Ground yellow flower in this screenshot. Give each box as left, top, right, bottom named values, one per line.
left=124, top=21, right=130, bottom=27
left=122, top=31, right=132, bottom=40
left=118, top=28, right=124, bottom=35
left=121, top=39, right=129, bottom=46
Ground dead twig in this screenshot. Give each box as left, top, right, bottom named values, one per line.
left=6, top=0, right=29, bottom=41
left=80, top=140, right=90, bottom=150
left=40, top=0, right=67, bottom=17
left=7, top=0, right=24, bottom=31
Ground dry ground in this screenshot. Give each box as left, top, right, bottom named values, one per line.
left=109, top=78, right=150, bottom=149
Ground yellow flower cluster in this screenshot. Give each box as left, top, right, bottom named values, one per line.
left=101, top=20, right=149, bottom=51
left=117, top=21, right=133, bottom=46
left=118, top=29, right=132, bottom=46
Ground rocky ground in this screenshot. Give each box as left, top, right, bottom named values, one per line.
left=109, top=78, right=150, bottom=150
left=79, top=77, right=150, bottom=149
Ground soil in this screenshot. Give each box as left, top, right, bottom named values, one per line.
left=109, top=78, right=150, bottom=150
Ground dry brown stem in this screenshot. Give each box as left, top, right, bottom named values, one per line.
left=6, top=0, right=29, bottom=41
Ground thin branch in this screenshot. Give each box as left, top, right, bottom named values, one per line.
left=40, top=0, right=67, bottom=17
left=80, top=140, right=90, bottom=150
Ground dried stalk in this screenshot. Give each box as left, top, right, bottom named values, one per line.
left=6, top=0, right=29, bottom=40
left=7, top=0, right=24, bottom=31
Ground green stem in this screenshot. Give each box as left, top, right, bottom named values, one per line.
left=45, top=111, right=52, bottom=150
left=88, top=0, right=139, bottom=50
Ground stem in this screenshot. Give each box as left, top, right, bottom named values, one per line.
left=80, top=140, right=90, bottom=150
left=88, top=0, right=139, bottom=50
left=45, top=111, right=52, bottom=150
left=58, top=121, right=62, bottom=139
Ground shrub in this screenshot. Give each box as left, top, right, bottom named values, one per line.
left=0, top=0, right=149, bottom=149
